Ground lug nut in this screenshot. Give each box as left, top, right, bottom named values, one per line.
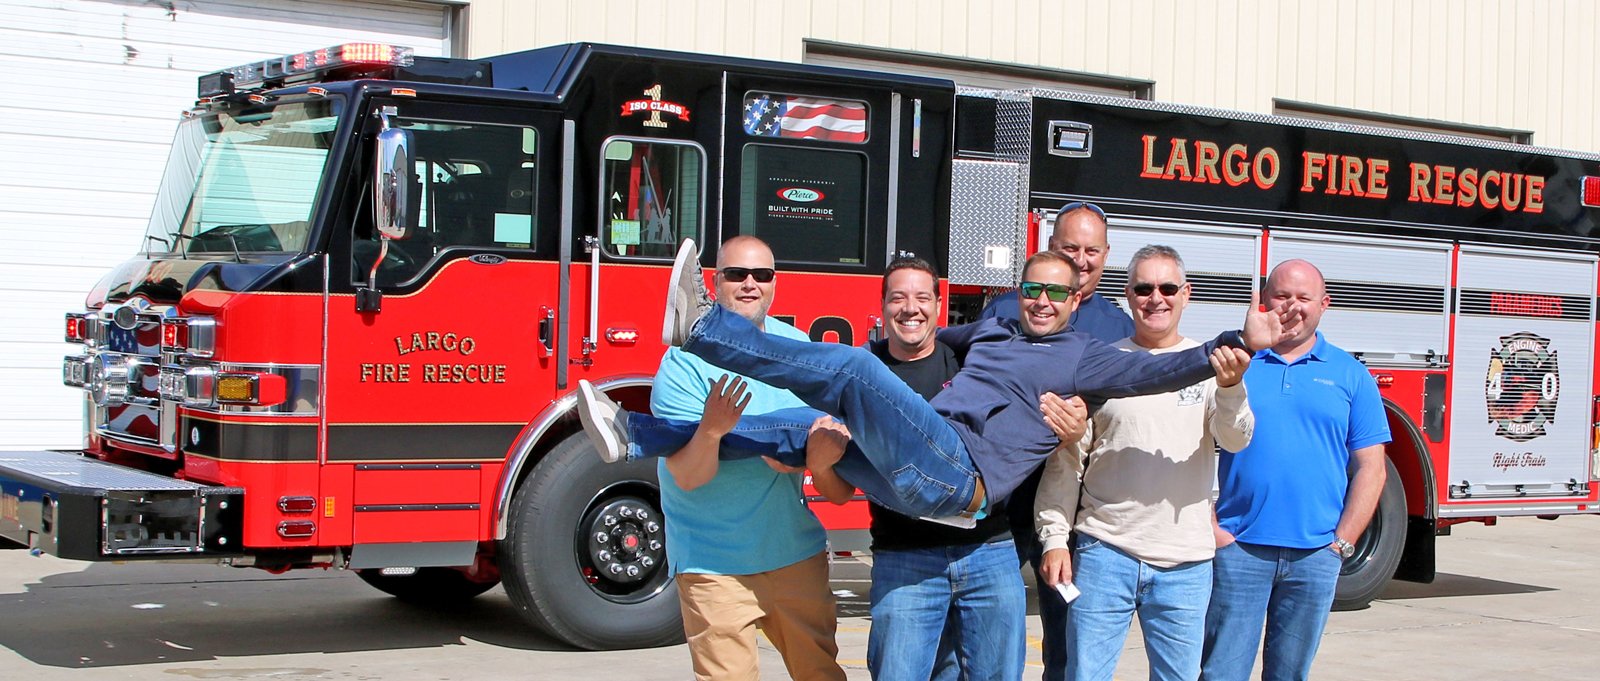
left=645, top=522, right=661, bottom=534
left=649, top=540, right=663, bottom=551
left=603, top=515, right=619, bottom=526
left=625, top=565, right=641, bottom=578
left=609, top=564, right=624, bottom=575
left=636, top=510, right=650, bottom=520
left=597, top=550, right=612, bottom=562
left=619, top=507, right=635, bottom=519
left=639, top=556, right=655, bottom=568
left=594, top=532, right=610, bottom=543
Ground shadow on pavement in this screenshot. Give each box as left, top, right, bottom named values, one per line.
left=1378, top=572, right=1555, bottom=601
left=0, top=559, right=592, bottom=668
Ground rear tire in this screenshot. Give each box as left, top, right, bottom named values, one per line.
left=498, top=432, right=682, bottom=650
left=1333, top=457, right=1406, bottom=610
left=355, top=567, right=498, bottom=605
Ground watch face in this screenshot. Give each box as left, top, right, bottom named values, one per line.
left=1338, top=541, right=1355, bottom=558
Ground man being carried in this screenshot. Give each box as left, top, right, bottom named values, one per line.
left=579, top=239, right=1286, bottom=522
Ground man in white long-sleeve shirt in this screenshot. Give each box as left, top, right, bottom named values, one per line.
left=1035, top=244, right=1256, bottom=681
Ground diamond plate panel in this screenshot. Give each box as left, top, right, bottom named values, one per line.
left=0, top=450, right=207, bottom=492
left=950, top=159, right=1029, bottom=287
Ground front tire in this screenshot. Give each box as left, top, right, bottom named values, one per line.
left=498, top=432, right=682, bottom=649
left=1333, top=457, right=1405, bottom=610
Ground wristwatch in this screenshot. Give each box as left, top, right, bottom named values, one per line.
left=1332, top=538, right=1355, bottom=558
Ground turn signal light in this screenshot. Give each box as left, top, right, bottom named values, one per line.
left=1374, top=374, right=1395, bottom=388
left=215, top=372, right=288, bottom=406
left=606, top=328, right=640, bottom=345
left=65, top=314, right=87, bottom=343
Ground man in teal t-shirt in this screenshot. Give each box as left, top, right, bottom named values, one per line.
left=650, top=236, right=845, bottom=681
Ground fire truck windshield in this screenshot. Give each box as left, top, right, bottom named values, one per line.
left=142, top=100, right=341, bottom=256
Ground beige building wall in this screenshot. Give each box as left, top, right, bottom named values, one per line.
left=461, top=0, right=1597, bottom=152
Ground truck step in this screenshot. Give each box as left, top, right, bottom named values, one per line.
left=0, top=450, right=242, bottom=561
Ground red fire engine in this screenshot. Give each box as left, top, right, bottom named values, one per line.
left=3, top=42, right=1599, bottom=650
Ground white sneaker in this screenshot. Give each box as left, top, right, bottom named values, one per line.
left=662, top=239, right=713, bottom=347
left=576, top=380, right=629, bottom=464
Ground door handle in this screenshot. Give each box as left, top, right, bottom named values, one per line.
left=537, top=306, right=554, bottom=358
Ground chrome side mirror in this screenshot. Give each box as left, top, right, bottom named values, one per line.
left=372, top=127, right=415, bottom=241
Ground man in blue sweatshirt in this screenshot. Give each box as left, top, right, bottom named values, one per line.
left=578, top=240, right=1285, bottom=522
left=980, top=200, right=1134, bottom=681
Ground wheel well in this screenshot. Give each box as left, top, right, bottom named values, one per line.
left=1381, top=398, right=1436, bottom=520
left=493, top=379, right=657, bottom=539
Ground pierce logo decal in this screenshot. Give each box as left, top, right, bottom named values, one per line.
left=778, top=187, right=824, bottom=202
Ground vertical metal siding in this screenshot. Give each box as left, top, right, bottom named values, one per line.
left=1, top=0, right=450, bottom=449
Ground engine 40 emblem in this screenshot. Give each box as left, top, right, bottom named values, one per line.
left=1485, top=332, right=1559, bottom=442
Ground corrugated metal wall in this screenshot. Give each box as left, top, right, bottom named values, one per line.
left=465, top=0, right=1597, bottom=152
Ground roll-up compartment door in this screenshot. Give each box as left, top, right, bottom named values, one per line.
left=1103, top=219, right=1261, bottom=341
left=1267, top=233, right=1452, bottom=365
left=1447, top=246, right=1597, bottom=498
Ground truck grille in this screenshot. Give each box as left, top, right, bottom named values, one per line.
left=71, top=300, right=175, bottom=449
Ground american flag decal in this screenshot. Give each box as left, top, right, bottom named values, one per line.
left=742, top=93, right=868, bottom=143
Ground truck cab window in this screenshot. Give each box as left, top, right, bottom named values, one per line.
left=600, top=139, right=704, bottom=259
left=354, top=121, right=537, bottom=286
left=739, top=144, right=868, bottom=265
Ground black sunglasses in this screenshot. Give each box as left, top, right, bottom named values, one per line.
left=1131, top=282, right=1185, bottom=297
left=1020, top=281, right=1077, bottom=302
left=719, top=267, right=776, bottom=283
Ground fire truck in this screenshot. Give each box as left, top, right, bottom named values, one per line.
left=3, top=42, right=1599, bottom=650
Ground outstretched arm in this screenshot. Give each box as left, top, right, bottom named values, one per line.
left=1073, top=293, right=1283, bottom=399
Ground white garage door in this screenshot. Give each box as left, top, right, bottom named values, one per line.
left=0, top=0, right=452, bottom=449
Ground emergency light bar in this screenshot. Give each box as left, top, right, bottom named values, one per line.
left=199, top=43, right=414, bottom=98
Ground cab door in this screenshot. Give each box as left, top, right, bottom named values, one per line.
left=323, top=100, right=563, bottom=563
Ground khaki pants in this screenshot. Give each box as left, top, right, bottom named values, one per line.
left=676, top=552, right=845, bottom=681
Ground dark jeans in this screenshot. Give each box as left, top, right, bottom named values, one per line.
left=629, top=305, right=983, bottom=519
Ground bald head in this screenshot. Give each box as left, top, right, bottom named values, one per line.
left=1050, top=207, right=1111, bottom=295
left=1263, top=259, right=1330, bottom=353
left=714, top=235, right=777, bottom=324
left=716, top=235, right=773, bottom=269
left=1264, top=259, right=1326, bottom=297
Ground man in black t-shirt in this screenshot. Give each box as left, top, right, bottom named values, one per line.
left=808, top=258, right=1086, bottom=681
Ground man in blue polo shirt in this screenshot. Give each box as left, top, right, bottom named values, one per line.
left=1201, top=259, right=1391, bottom=681
left=980, top=201, right=1132, bottom=681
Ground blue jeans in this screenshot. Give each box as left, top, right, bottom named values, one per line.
left=646, top=304, right=982, bottom=519
left=868, top=539, right=1027, bottom=681
left=1201, top=541, right=1341, bottom=681
left=1067, top=535, right=1213, bottom=681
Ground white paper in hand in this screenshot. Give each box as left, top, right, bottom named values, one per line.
left=1053, top=582, right=1081, bottom=603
